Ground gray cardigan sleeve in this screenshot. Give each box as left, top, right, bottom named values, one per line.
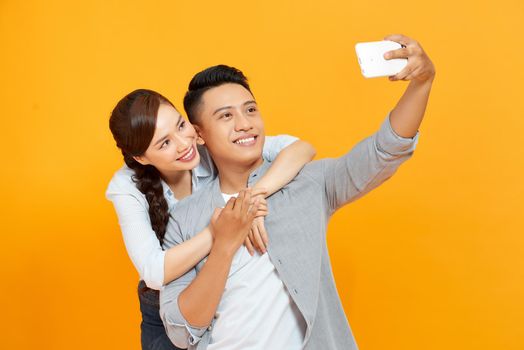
left=320, top=112, right=420, bottom=214
left=159, top=216, right=208, bottom=348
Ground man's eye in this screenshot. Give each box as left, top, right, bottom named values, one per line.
left=247, top=107, right=257, bottom=113
left=221, top=113, right=233, bottom=119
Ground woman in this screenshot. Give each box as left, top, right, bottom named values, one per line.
left=106, top=89, right=315, bottom=350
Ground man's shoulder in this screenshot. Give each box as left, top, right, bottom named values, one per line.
left=294, top=158, right=332, bottom=182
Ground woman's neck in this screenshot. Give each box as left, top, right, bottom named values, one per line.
left=162, top=169, right=192, bottom=200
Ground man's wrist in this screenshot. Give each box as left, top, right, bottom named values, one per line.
left=411, top=75, right=435, bottom=88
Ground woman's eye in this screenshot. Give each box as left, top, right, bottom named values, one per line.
left=178, top=121, right=186, bottom=130
left=160, top=140, right=170, bottom=149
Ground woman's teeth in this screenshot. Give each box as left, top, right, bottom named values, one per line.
left=179, top=146, right=194, bottom=160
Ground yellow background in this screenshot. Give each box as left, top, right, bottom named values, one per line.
left=1, top=0, right=523, bottom=349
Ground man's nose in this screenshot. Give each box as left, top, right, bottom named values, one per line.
left=234, top=113, right=252, bottom=132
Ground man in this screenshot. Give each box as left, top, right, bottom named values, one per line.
left=160, top=34, right=435, bottom=349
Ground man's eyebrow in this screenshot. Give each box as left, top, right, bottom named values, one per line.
left=153, top=115, right=182, bottom=146
left=212, top=100, right=257, bottom=116
left=212, top=106, right=232, bottom=116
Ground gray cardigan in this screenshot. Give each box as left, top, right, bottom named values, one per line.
left=160, top=113, right=420, bottom=349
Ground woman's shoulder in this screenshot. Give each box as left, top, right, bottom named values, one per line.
left=105, top=164, right=143, bottom=199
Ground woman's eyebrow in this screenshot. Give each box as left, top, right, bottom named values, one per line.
left=153, top=135, right=169, bottom=147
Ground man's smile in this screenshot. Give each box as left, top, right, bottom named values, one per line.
left=232, top=134, right=258, bottom=146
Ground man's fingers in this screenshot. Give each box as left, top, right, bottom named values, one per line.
left=225, top=197, right=236, bottom=211
left=404, top=67, right=421, bottom=81
left=211, top=207, right=223, bottom=221
left=234, top=189, right=247, bottom=213
left=384, top=47, right=410, bottom=60
left=384, top=34, right=412, bottom=46
left=240, top=188, right=252, bottom=214
left=394, top=65, right=414, bottom=81
left=248, top=198, right=260, bottom=219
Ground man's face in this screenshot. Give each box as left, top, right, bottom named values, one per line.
left=195, top=83, right=265, bottom=169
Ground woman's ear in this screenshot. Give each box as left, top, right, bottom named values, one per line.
left=133, top=155, right=150, bottom=165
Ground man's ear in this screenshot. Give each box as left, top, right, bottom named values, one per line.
left=194, top=125, right=205, bottom=145
left=133, top=155, right=150, bottom=165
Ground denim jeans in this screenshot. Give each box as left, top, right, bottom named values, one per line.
left=138, top=280, right=183, bottom=350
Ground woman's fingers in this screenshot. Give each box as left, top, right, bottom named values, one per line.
left=255, top=208, right=269, bottom=217
left=254, top=201, right=267, bottom=212
left=251, top=187, right=268, bottom=198
left=252, top=222, right=266, bottom=254
left=255, top=217, right=269, bottom=247
left=244, top=236, right=255, bottom=256
left=249, top=224, right=264, bottom=254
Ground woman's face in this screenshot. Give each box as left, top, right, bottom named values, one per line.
left=134, top=103, right=200, bottom=176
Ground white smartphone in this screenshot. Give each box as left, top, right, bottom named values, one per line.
left=355, top=40, right=408, bottom=78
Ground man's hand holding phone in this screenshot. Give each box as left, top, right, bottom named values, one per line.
left=383, top=34, right=435, bottom=83
left=355, top=34, right=435, bottom=83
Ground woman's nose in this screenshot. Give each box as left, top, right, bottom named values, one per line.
left=174, top=134, right=190, bottom=151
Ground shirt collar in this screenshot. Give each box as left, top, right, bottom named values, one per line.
left=211, top=159, right=272, bottom=208
left=161, top=145, right=217, bottom=210
left=193, top=144, right=216, bottom=180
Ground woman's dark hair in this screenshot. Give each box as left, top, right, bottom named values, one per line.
left=183, top=64, right=253, bottom=124
left=109, top=89, right=174, bottom=246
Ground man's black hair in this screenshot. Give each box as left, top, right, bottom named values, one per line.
left=183, top=65, right=253, bottom=124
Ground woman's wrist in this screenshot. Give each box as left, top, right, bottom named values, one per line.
left=210, top=240, right=237, bottom=260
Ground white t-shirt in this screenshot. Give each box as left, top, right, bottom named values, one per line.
left=204, top=194, right=306, bottom=349
left=105, top=135, right=298, bottom=290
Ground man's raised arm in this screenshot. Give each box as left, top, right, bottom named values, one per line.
left=321, top=34, right=434, bottom=213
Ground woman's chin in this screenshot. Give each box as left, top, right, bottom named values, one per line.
left=175, top=153, right=200, bottom=171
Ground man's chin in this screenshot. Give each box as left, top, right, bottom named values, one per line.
left=219, top=149, right=263, bottom=168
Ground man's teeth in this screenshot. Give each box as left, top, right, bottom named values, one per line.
left=180, top=147, right=194, bottom=160
left=234, top=137, right=255, bottom=144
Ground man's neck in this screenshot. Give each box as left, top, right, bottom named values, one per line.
left=215, top=157, right=264, bottom=194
